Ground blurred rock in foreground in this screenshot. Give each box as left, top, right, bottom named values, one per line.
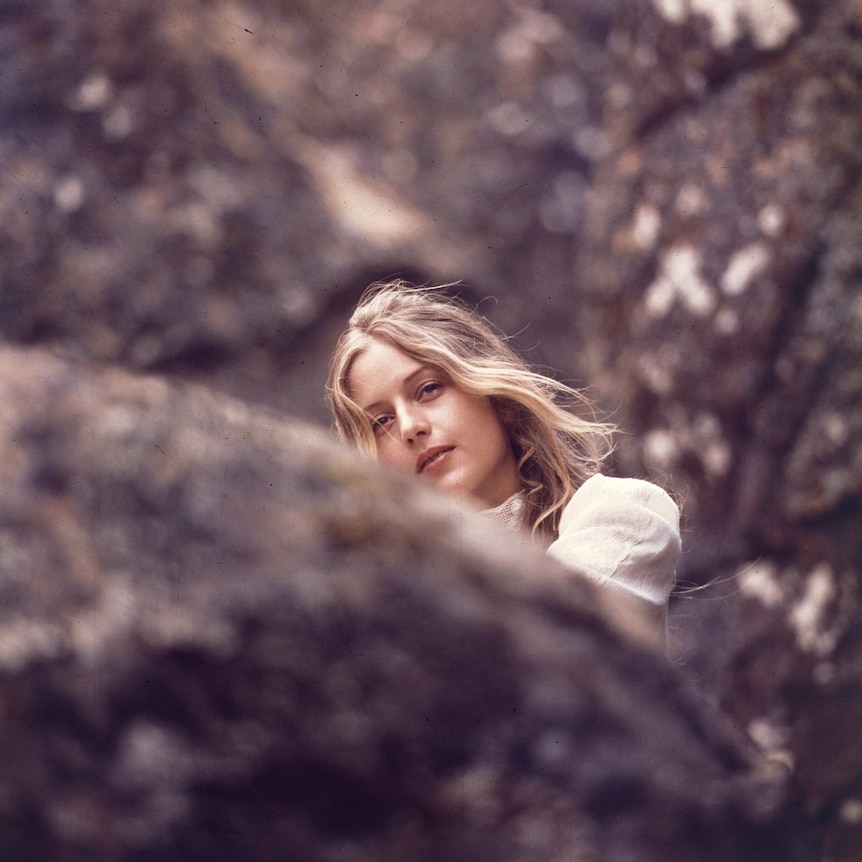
left=0, top=346, right=786, bottom=862
left=2, top=0, right=861, bottom=858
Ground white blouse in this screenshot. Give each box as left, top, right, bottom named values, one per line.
left=483, top=474, right=681, bottom=640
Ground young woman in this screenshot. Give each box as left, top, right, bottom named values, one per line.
left=326, top=281, right=681, bottom=637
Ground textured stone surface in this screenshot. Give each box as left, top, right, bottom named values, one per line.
left=1, top=0, right=861, bottom=858
left=0, top=347, right=785, bottom=861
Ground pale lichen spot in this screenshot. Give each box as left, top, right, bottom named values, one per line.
left=280, top=285, right=317, bottom=326
left=701, top=440, right=733, bottom=477
left=645, top=244, right=717, bottom=317
left=0, top=618, right=64, bottom=671
left=641, top=407, right=731, bottom=476
left=68, top=73, right=113, bottom=111
left=496, top=9, right=565, bottom=64
left=633, top=43, right=658, bottom=69
left=714, top=306, right=740, bottom=335
left=636, top=347, right=678, bottom=395
left=738, top=560, right=784, bottom=607
left=395, top=29, right=433, bottom=63
left=496, top=30, right=535, bottom=64
left=103, top=103, right=136, bottom=140
left=758, top=203, right=786, bottom=237
left=650, top=0, right=800, bottom=50
left=516, top=9, right=567, bottom=45
left=172, top=202, right=220, bottom=247
left=103, top=403, right=144, bottom=439
left=54, top=175, right=86, bottom=213
left=721, top=242, right=772, bottom=296
left=631, top=203, right=662, bottom=250
left=674, top=183, right=709, bottom=217
left=789, top=563, right=837, bottom=655
left=69, top=575, right=138, bottom=666
left=114, top=721, right=197, bottom=789
left=840, top=799, right=862, bottom=825
left=691, top=0, right=745, bottom=47
left=643, top=428, right=680, bottom=472
left=748, top=716, right=789, bottom=752
left=607, top=81, right=633, bottom=110
left=746, top=717, right=795, bottom=771
left=693, top=412, right=731, bottom=477
left=733, top=0, right=800, bottom=49
left=820, top=412, right=849, bottom=448
left=651, top=0, right=686, bottom=23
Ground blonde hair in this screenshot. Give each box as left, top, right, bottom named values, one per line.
left=325, top=281, right=615, bottom=537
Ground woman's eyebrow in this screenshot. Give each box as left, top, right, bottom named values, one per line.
left=404, top=365, right=434, bottom=385
left=360, top=365, right=435, bottom=412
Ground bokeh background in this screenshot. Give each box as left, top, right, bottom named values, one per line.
left=2, top=0, right=861, bottom=858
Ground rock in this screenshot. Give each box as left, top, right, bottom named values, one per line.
left=1, top=0, right=861, bottom=857
left=0, top=346, right=784, bottom=861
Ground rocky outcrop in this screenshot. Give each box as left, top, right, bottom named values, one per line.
left=1, top=0, right=861, bottom=858
left=0, top=347, right=786, bottom=861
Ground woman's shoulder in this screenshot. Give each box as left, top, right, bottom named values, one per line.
left=548, top=472, right=681, bottom=607
left=565, top=473, right=680, bottom=529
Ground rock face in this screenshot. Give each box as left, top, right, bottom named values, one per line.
left=1, top=0, right=861, bottom=858
left=0, top=347, right=784, bottom=861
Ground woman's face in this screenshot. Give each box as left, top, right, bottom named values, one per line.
left=347, top=337, right=522, bottom=508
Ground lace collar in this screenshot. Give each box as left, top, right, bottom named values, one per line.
left=480, top=491, right=527, bottom=533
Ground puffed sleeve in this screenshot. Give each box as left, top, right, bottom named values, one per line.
left=546, top=474, right=681, bottom=633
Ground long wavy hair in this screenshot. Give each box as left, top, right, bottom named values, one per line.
left=325, top=281, right=615, bottom=538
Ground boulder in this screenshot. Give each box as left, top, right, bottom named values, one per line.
left=1, top=0, right=861, bottom=857
left=0, top=346, right=784, bottom=861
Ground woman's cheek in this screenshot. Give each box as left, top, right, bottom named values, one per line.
left=375, top=438, right=402, bottom=469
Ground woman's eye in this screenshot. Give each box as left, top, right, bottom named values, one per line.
left=418, top=381, right=442, bottom=398
left=371, top=414, right=392, bottom=434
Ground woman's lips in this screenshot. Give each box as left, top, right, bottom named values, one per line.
left=417, top=446, right=454, bottom=473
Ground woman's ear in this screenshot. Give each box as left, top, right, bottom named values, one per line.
left=490, top=396, right=513, bottom=425
left=491, top=398, right=521, bottom=454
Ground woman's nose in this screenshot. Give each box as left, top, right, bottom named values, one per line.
left=400, top=405, right=430, bottom=444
